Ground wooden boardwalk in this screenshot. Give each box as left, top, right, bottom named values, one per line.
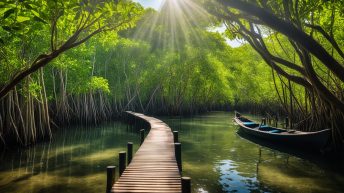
left=112, top=111, right=182, bottom=193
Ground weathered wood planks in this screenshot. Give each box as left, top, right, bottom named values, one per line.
left=112, top=111, right=182, bottom=193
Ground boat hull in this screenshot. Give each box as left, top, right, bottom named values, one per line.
left=234, top=117, right=330, bottom=150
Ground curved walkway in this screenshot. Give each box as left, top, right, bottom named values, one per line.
left=112, top=111, right=181, bottom=193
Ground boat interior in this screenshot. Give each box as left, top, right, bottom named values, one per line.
left=237, top=117, right=287, bottom=133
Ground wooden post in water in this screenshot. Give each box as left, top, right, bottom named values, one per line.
left=285, top=117, right=289, bottom=128
left=181, top=177, right=191, bottom=193
left=127, top=142, right=133, bottom=165
left=175, top=143, right=182, bottom=172
left=140, top=129, right=145, bottom=145
left=106, top=166, right=116, bottom=193
left=119, top=151, right=126, bottom=176
left=173, top=131, right=179, bottom=143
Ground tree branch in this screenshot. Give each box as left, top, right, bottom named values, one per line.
left=217, top=0, right=344, bottom=83
left=304, top=23, right=344, bottom=59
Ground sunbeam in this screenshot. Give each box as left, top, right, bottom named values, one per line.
left=131, top=0, right=211, bottom=52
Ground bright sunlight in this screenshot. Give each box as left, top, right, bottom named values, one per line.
left=132, top=0, right=210, bottom=51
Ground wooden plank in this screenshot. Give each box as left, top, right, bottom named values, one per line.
left=112, top=111, right=181, bottom=193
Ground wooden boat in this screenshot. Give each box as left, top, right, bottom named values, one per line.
left=234, top=112, right=331, bottom=150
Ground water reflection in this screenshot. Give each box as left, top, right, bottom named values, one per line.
left=0, top=123, right=140, bottom=193
left=216, top=160, right=261, bottom=193
left=162, top=112, right=344, bottom=193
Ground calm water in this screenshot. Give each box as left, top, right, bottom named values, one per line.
left=0, top=122, right=141, bottom=193
left=1, top=112, right=344, bottom=193
left=163, top=112, right=344, bottom=193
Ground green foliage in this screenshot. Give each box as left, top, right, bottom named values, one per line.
left=0, top=0, right=143, bottom=95
left=88, top=76, right=110, bottom=94
left=28, top=81, right=42, bottom=98
left=4, top=0, right=341, bottom=119
left=39, top=0, right=280, bottom=113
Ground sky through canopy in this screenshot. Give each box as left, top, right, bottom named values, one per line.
left=133, top=0, right=242, bottom=47
left=134, top=0, right=164, bottom=10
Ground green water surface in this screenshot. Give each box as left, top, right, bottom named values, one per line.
left=0, top=122, right=140, bottom=193
left=1, top=112, right=344, bottom=193
left=163, top=112, right=344, bottom=193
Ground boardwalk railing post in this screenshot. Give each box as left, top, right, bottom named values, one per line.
left=173, top=131, right=179, bottom=143
left=106, top=166, right=116, bottom=193
left=119, top=151, right=126, bottom=176
left=127, top=142, right=133, bottom=165
left=181, top=177, right=191, bottom=193
left=175, top=142, right=182, bottom=172
left=140, top=129, right=145, bottom=145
